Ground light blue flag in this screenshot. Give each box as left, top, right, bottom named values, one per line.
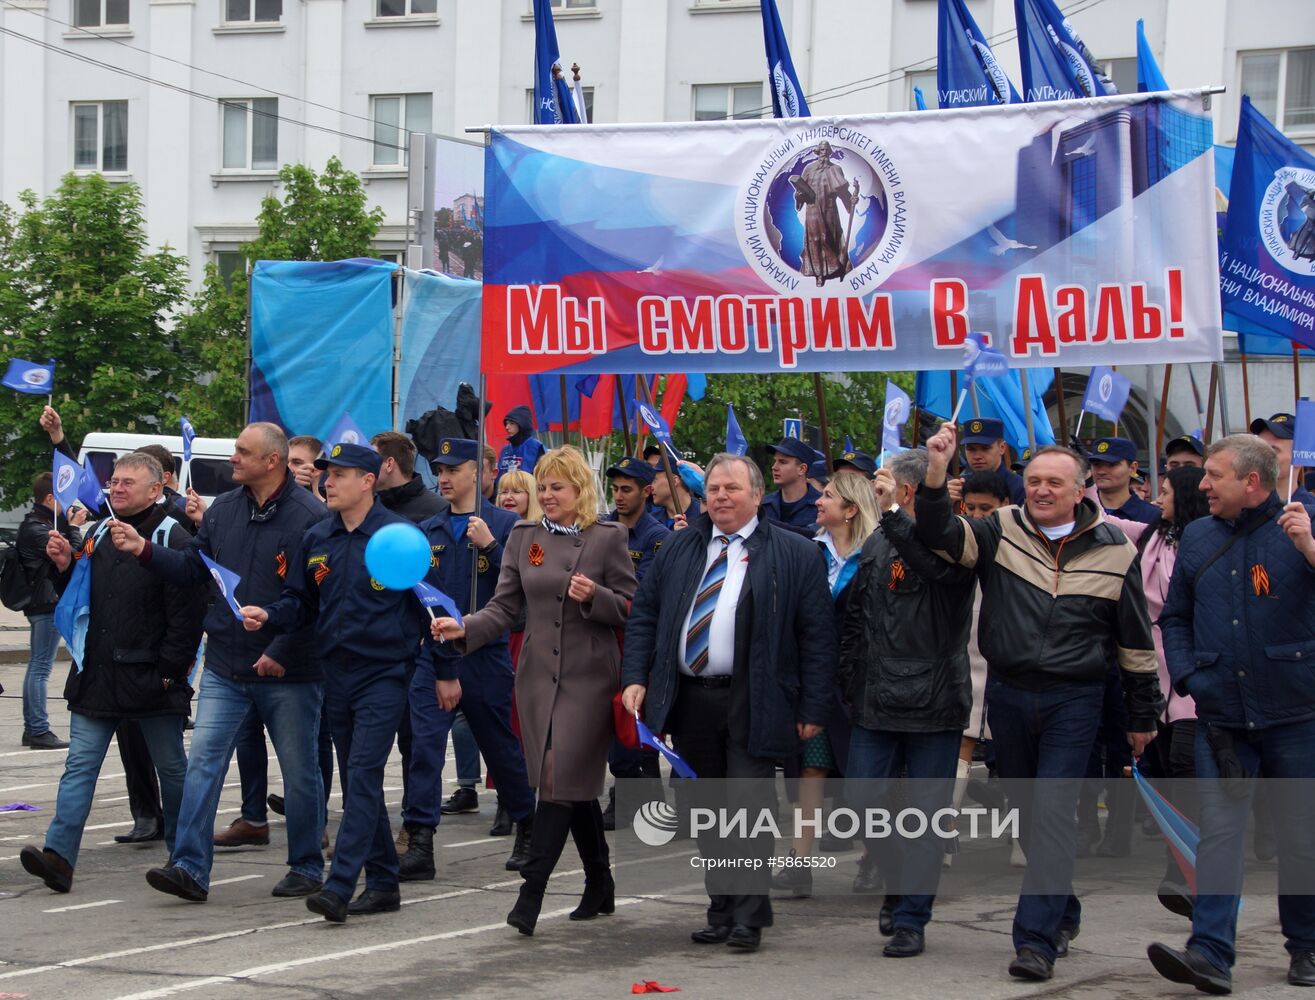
left=323, top=411, right=368, bottom=449
left=635, top=715, right=698, bottom=779
left=1081, top=366, right=1132, bottom=424
left=77, top=457, right=104, bottom=512
left=760, top=0, right=810, bottom=118
left=962, top=332, right=1009, bottom=388
left=413, top=580, right=465, bottom=626
left=199, top=552, right=245, bottom=622
left=914, top=86, right=928, bottom=111
left=52, top=451, right=81, bottom=514
left=882, top=380, right=911, bottom=454
left=726, top=404, right=748, bottom=456
left=2, top=358, right=55, bottom=395
left=1136, top=19, right=1169, bottom=92
left=180, top=415, right=197, bottom=464
left=1293, top=400, right=1315, bottom=468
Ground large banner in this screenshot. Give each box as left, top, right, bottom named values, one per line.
left=482, top=89, right=1222, bottom=375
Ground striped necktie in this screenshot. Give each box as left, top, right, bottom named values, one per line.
left=685, top=534, right=735, bottom=675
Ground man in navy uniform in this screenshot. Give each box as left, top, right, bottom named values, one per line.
left=760, top=437, right=822, bottom=531
left=1251, top=413, right=1315, bottom=505
left=1088, top=438, right=1158, bottom=523
left=1165, top=435, right=1205, bottom=471
left=240, top=443, right=435, bottom=922
left=834, top=451, right=878, bottom=478
left=605, top=457, right=671, bottom=582
left=960, top=418, right=1025, bottom=506
left=397, top=438, right=535, bottom=882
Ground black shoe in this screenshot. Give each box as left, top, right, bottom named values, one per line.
left=1055, top=924, right=1079, bottom=958
left=306, top=889, right=348, bottom=923
left=489, top=802, right=512, bottom=837
left=20, top=731, right=31, bottom=747
left=691, top=924, right=732, bottom=944
left=145, top=864, right=207, bottom=902
left=879, top=895, right=898, bottom=936
left=267, top=794, right=285, bottom=817
left=27, top=731, right=69, bottom=750
left=770, top=851, right=813, bottom=897
left=726, top=925, right=762, bottom=952
left=1290, top=951, right=1315, bottom=987
left=1147, top=942, right=1232, bottom=995
left=20, top=846, right=73, bottom=893
left=1008, top=948, right=1054, bottom=981
left=506, top=815, right=533, bottom=871
left=440, top=787, right=479, bottom=815
left=883, top=928, right=925, bottom=958
left=114, top=816, right=163, bottom=844
left=1156, top=879, right=1195, bottom=919
left=506, top=882, right=545, bottom=936
left=852, top=855, right=882, bottom=894
left=271, top=872, right=322, bottom=897
left=398, top=825, right=436, bottom=882
left=347, top=888, right=401, bottom=915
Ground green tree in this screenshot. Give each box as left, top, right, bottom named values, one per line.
left=160, top=266, right=249, bottom=434
left=0, top=174, right=192, bottom=506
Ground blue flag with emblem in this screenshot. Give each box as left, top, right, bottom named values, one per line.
left=2, top=358, right=55, bottom=395
left=199, top=551, right=245, bottom=622
left=760, top=0, right=810, bottom=118
left=938, top=0, right=1020, bottom=108
left=962, top=331, right=1009, bottom=389
left=882, top=380, right=911, bottom=454
left=637, top=398, right=679, bottom=462
left=52, top=450, right=81, bottom=515
left=323, top=410, right=368, bottom=449
left=77, top=456, right=104, bottom=512
left=635, top=715, right=698, bottom=780
left=531, top=0, right=575, bottom=125
left=413, top=579, right=465, bottom=626
left=1081, top=366, right=1132, bottom=424
left=1293, top=400, right=1315, bottom=468
left=180, top=415, right=197, bottom=464
left=1014, top=0, right=1114, bottom=102
left=1136, top=19, right=1169, bottom=93
left=726, top=404, right=748, bottom=456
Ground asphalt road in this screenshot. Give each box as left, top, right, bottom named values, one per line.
left=0, top=652, right=1306, bottom=1000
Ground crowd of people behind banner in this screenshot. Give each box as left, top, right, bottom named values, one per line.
left=10, top=397, right=1315, bottom=994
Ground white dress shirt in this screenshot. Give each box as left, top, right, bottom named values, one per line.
left=678, top=516, right=758, bottom=677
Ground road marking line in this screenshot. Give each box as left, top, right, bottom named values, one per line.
left=210, top=875, right=264, bottom=886
left=443, top=838, right=504, bottom=848
left=43, top=899, right=121, bottom=914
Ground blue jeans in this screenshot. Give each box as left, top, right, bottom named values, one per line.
left=45, top=712, right=186, bottom=867
left=235, top=707, right=269, bottom=824
left=171, top=671, right=325, bottom=893
left=23, top=613, right=61, bottom=736
left=846, top=726, right=961, bottom=932
left=451, top=711, right=480, bottom=789
left=986, top=677, right=1103, bottom=962
left=1189, top=717, right=1315, bottom=973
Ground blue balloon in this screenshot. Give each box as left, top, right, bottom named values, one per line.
left=365, top=522, right=432, bottom=590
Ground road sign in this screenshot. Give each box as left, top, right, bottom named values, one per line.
left=783, top=418, right=802, bottom=440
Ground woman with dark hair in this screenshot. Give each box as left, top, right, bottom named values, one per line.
left=1101, top=464, right=1208, bottom=918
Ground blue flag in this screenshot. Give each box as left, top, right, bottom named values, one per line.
left=1136, top=19, right=1169, bottom=93
left=882, top=380, right=911, bottom=454
left=843, top=434, right=855, bottom=453
left=1014, top=0, right=1114, bottom=102
left=52, top=451, right=81, bottom=515
left=199, top=552, right=246, bottom=622
left=1220, top=97, right=1315, bottom=347
left=635, top=715, right=698, bottom=780
left=323, top=411, right=368, bottom=448
left=1293, top=400, right=1315, bottom=468
left=914, top=86, right=928, bottom=111
left=2, top=358, right=55, bottom=395
left=531, top=0, right=574, bottom=125
left=938, top=0, right=1020, bottom=108
left=637, top=399, right=675, bottom=451
left=180, top=415, right=197, bottom=464
left=726, top=404, right=748, bottom=456
left=962, top=332, right=1009, bottom=388
left=916, top=369, right=1054, bottom=455
left=760, top=0, right=810, bottom=118
left=77, top=457, right=104, bottom=512
left=686, top=374, right=707, bottom=401
left=1081, top=366, right=1133, bottom=423
left=412, top=580, right=465, bottom=626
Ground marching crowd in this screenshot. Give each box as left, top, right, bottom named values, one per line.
left=10, top=400, right=1315, bottom=994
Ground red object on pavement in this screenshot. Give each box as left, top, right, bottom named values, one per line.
left=630, top=982, right=680, bottom=994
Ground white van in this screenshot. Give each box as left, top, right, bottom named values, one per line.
left=77, top=432, right=238, bottom=505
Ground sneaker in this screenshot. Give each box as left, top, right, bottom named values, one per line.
left=440, top=787, right=479, bottom=815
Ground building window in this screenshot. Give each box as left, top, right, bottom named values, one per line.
left=523, top=86, right=594, bottom=124
left=548, top=0, right=595, bottom=7
left=376, top=0, right=435, bottom=17
left=692, top=83, right=762, bottom=122
left=213, top=250, right=246, bottom=289
left=371, top=94, right=432, bottom=166
left=1240, top=48, right=1315, bottom=133
left=224, top=0, right=280, bottom=23
left=72, top=101, right=128, bottom=172
left=221, top=98, right=278, bottom=171
left=907, top=70, right=937, bottom=110
left=73, top=0, right=128, bottom=27
left=1103, top=57, right=1138, bottom=96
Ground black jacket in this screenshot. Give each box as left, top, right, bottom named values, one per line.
left=622, top=514, right=836, bottom=759
left=139, top=472, right=329, bottom=683
left=839, top=508, right=976, bottom=732
left=59, top=504, right=206, bottom=719
left=17, top=504, right=75, bottom=616
left=378, top=475, right=449, bottom=524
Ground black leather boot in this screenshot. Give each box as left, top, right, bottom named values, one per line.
left=398, top=824, right=435, bottom=882
left=569, top=800, right=615, bottom=920
left=506, top=812, right=535, bottom=870
left=506, top=802, right=573, bottom=936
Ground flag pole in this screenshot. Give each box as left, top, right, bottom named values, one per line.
left=1111, top=365, right=1120, bottom=437
left=1294, top=343, right=1302, bottom=410
left=615, top=376, right=633, bottom=456
left=1156, top=364, right=1173, bottom=468
left=1204, top=364, right=1219, bottom=444
left=969, top=384, right=982, bottom=419
left=1019, top=368, right=1038, bottom=453
left=639, top=377, right=682, bottom=521
left=557, top=374, right=571, bottom=449
left=1240, top=351, right=1253, bottom=427
left=812, top=372, right=834, bottom=474
left=1053, top=367, right=1068, bottom=444
left=949, top=371, right=960, bottom=477
left=470, top=373, right=487, bottom=615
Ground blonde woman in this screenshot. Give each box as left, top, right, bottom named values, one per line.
left=497, top=470, right=542, bottom=522
left=773, top=469, right=880, bottom=897
left=432, top=446, right=637, bottom=936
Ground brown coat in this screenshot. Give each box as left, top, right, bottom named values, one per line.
left=458, top=520, right=636, bottom=801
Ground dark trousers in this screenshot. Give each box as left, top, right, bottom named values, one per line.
left=117, top=720, right=161, bottom=822
left=236, top=691, right=335, bottom=823
left=322, top=660, right=409, bottom=902
left=1076, top=665, right=1132, bottom=848
left=404, top=653, right=534, bottom=828
left=667, top=677, right=776, bottom=930
left=986, top=676, right=1103, bottom=963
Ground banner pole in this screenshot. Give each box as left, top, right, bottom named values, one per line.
left=639, top=377, right=682, bottom=522
left=1111, top=365, right=1120, bottom=437
left=470, top=373, right=486, bottom=616
left=558, top=374, right=571, bottom=449
left=1053, top=367, right=1068, bottom=444
left=1156, top=365, right=1173, bottom=469
left=616, top=376, right=633, bottom=456
left=949, top=371, right=960, bottom=477
left=969, top=384, right=982, bottom=419
left=1240, top=352, right=1253, bottom=427
left=1019, top=368, right=1037, bottom=453
left=1204, top=364, right=1219, bottom=444
left=1216, top=359, right=1233, bottom=437
left=1294, top=343, right=1302, bottom=409
left=812, top=372, right=834, bottom=474
left=1146, top=365, right=1160, bottom=501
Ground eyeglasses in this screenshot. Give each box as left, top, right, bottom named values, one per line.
left=107, top=478, right=159, bottom=489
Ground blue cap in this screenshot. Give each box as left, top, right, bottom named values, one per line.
left=807, top=459, right=830, bottom=482
left=1250, top=412, right=1295, bottom=441
left=606, top=456, right=656, bottom=485
left=314, top=442, right=383, bottom=475
left=1088, top=437, right=1137, bottom=463
left=1165, top=434, right=1205, bottom=457
left=767, top=438, right=814, bottom=464
left=431, top=438, right=479, bottom=466
left=961, top=417, right=1005, bottom=446
left=835, top=451, right=877, bottom=476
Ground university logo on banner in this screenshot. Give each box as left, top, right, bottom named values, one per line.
left=1260, top=167, right=1315, bottom=278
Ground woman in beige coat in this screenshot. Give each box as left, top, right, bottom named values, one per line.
left=433, top=445, right=636, bottom=936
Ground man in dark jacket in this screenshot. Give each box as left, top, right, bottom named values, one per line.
left=759, top=437, right=822, bottom=532
left=16, top=472, right=76, bottom=750
left=496, top=405, right=545, bottom=482
left=372, top=431, right=449, bottom=524
left=915, top=424, right=1162, bottom=983
left=20, top=453, right=205, bottom=894
left=1149, top=434, right=1315, bottom=993
left=110, top=423, right=331, bottom=903
left=622, top=453, right=835, bottom=953
left=841, top=449, right=975, bottom=958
